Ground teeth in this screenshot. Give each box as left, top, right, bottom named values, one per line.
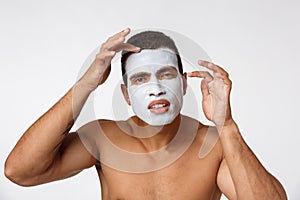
left=151, top=104, right=166, bottom=109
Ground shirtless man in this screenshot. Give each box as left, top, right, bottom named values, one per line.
left=5, top=28, right=287, bottom=199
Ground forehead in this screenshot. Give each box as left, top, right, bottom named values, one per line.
left=125, top=48, right=179, bottom=74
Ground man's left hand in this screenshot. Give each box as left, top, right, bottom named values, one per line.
left=188, top=60, right=233, bottom=130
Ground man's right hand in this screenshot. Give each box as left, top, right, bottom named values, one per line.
left=5, top=28, right=140, bottom=186
left=78, top=28, right=140, bottom=92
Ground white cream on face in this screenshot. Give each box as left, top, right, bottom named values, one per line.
left=125, top=48, right=184, bottom=126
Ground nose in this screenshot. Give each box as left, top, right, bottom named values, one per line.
left=149, top=89, right=166, bottom=97
left=147, top=79, right=166, bottom=97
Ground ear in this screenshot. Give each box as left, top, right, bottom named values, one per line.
left=121, top=84, right=131, bottom=105
left=182, top=72, right=187, bottom=95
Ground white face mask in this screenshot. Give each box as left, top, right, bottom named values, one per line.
left=125, top=48, right=184, bottom=126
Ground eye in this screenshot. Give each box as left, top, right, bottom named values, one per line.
left=134, top=77, right=146, bottom=84
left=159, top=71, right=177, bottom=80
left=163, top=72, right=173, bottom=78
left=130, top=72, right=151, bottom=85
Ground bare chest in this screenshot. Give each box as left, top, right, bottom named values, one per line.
left=97, top=150, right=221, bottom=200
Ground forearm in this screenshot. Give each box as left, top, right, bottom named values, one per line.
left=219, top=120, right=287, bottom=200
left=5, top=81, right=91, bottom=181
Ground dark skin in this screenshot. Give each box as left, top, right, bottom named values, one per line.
left=5, top=28, right=287, bottom=199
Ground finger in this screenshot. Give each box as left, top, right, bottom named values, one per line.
left=101, top=36, right=124, bottom=51
left=223, top=77, right=232, bottom=85
left=114, top=43, right=141, bottom=53
left=101, top=28, right=130, bottom=50
left=213, top=72, right=232, bottom=85
left=107, top=28, right=131, bottom=42
left=198, top=60, right=228, bottom=76
left=187, top=71, right=213, bottom=82
left=102, top=35, right=140, bottom=53
left=200, top=79, right=210, bottom=97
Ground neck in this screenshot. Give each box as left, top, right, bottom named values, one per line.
left=128, top=115, right=182, bottom=152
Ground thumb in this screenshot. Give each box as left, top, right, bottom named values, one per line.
left=200, top=79, right=210, bottom=98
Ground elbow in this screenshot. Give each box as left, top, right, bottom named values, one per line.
left=4, top=159, right=36, bottom=187
left=271, top=174, right=288, bottom=200
left=4, top=163, right=22, bottom=186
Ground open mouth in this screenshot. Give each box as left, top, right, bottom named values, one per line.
left=148, top=99, right=170, bottom=114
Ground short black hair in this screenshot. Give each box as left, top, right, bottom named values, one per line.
left=121, top=31, right=183, bottom=85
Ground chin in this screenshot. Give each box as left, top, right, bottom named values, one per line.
left=146, top=112, right=177, bottom=126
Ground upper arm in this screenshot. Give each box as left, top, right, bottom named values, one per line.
left=31, top=128, right=98, bottom=185
left=55, top=131, right=98, bottom=179
left=217, top=159, right=237, bottom=200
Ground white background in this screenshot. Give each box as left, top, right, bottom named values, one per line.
left=1, top=0, right=299, bottom=199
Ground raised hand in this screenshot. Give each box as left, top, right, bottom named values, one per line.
left=78, top=28, right=140, bottom=91
left=188, top=60, right=233, bottom=130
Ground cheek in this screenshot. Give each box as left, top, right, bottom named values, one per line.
left=128, top=86, right=147, bottom=104
left=160, top=77, right=183, bottom=96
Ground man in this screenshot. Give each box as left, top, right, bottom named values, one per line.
left=5, top=28, right=287, bottom=199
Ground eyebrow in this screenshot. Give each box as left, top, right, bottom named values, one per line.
left=129, top=72, right=151, bottom=80
left=156, top=66, right=178, bottom=74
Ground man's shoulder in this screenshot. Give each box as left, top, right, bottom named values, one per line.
left=76, top=118, right=123, bottom=138
left=180, top=115, right=218, bottom=138
left=79, top=118, right=122, bottom=128
left=193, top=121, right=222, bottom=160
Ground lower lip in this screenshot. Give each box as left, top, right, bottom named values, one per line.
left=149, top=105, right=170, bottom=114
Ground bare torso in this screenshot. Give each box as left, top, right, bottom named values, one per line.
left=83, top=115, right=223, bottom=200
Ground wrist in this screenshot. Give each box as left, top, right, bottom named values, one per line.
left=75, top=80, right=97, bottom=93
left=217, top=118, right=239, bottom=137
left=73, top=81, right=96, bottom=96
left=223, top=118, right=236, bottom=128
